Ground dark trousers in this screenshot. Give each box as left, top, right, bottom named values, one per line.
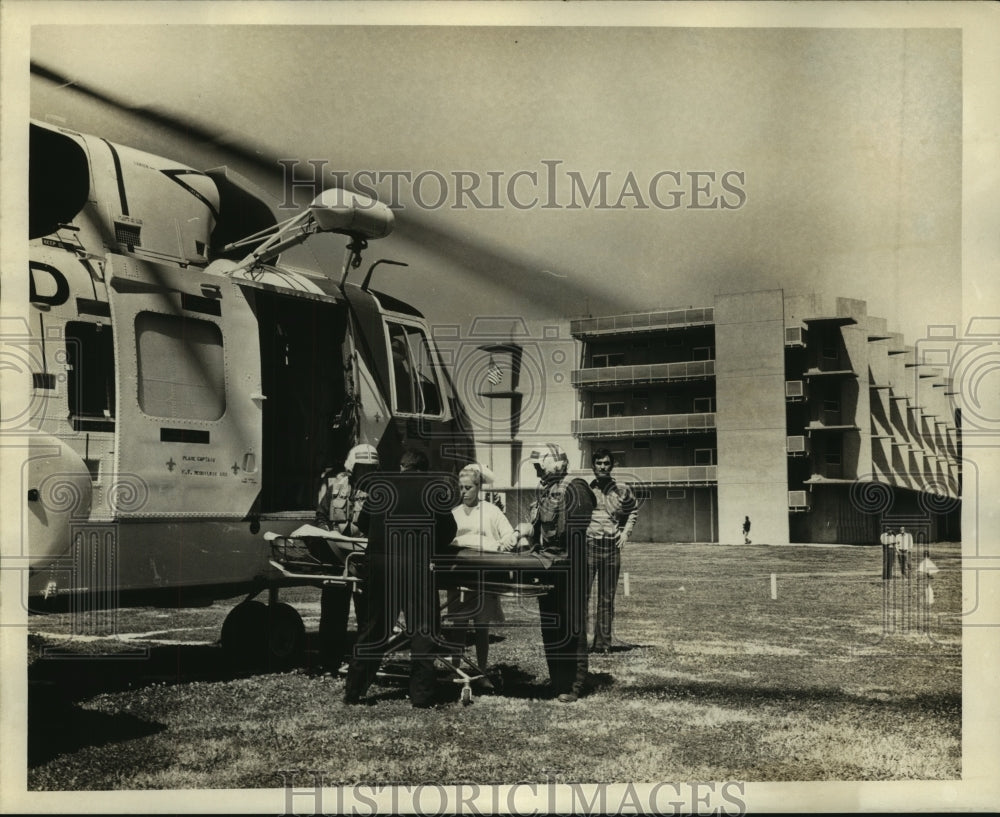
left=586, top=536, right=621, bottom=650
left=343, top=553, right=458, bottom=707
left=319, top=583, right=368, bottom=670
left=536, top=556, right=589, bottom=695
left=897, top=549, right=911, bottom=578
left=882, top=544, right=894, bottom=580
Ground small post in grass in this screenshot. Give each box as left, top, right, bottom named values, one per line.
left=770, top=572, right=777, bottom=600
left=623, top=572, right=630, bottom=596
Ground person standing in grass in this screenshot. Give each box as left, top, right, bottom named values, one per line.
left=742, top=515, right=752, bottom=544
left=315, top=443, right=379, bottom=672
left=879, top=527, right=896, bottom=580
left=526, top=444, right=595, bottom=703
left=585, top=448, right=638, bottom=655
left=343, top=448, right=459, bottom=708
left=896, top=526, right=913, bottom=578
left=447, top=463, right=517, bottom=674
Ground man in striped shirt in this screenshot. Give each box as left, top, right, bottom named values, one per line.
left=586, top=448, right=639, bottom=654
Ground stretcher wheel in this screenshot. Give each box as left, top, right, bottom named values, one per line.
left=460, top=684, right=473, bottom=705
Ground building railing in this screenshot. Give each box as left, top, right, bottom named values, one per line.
left=570, top=307, right=714, bottom=337
left=571, top=360, right=715, bottom=387
left=571, top=412, right=716, bottom=437
left=571, top=465, right=718, bottom=485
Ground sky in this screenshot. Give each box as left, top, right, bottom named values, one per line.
left=22, top=20, right=965, bottom=344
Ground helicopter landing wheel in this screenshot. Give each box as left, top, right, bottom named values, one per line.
left=265, top=601, right=306, bottom=671
left=220, top=599, right=269, bottom=668
left=221, top=599, right=305, bottom=671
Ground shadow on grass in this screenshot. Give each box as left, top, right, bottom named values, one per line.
left=28, top=681, right=166, bottom=768
left=27, top=630, right=344, bottom=767
left=623, top=676, right=960, bottom=715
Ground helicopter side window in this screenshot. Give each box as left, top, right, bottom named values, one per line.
left=387, top=322, right=443, bottom=416
left=65, top=321, right=116, bottom=432
left=135, top=312, right=225, bottom=420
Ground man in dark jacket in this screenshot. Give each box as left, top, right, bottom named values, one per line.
left=343, top=448, right=458, bottom=708
left=528, top=444, right=595, bottom=703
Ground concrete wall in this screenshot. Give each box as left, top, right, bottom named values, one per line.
left=714, top=289, right=789, bottom=544
left=445, top=317, right=580, bottom=488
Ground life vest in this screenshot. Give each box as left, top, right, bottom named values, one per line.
left=318, top=470, right=353, bottom=526
left=530, top=475, right=588, bottom=547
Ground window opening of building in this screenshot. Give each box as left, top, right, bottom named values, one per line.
left=632, top=440, right=651, bottom=449
left=593, top=401, right=626, bottom=418
left=667, top=489, right=686, bottom=499
left=593, top=352, right=626, bottom=368
left=694, top=448, right=715, bottom=465
left=65, top=321, right=116, bottom=432
left=692, top=346, right=714, bottom=361
left=693, top=396, right=714, bottom=413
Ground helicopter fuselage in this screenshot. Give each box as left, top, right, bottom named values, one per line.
left=22, top=121, right=475, bottom=606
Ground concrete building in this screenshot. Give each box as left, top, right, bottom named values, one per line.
left=565, top=289, right=962, bottom=545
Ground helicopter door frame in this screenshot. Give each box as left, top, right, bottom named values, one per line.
left=382, top=316, right=449, bottom=421
left=107, top=254, right=262, bottom=518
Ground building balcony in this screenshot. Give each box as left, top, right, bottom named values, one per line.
left=805, top=420, right=860, bottom=434
left=570, top=307, right=714, bottom=338
left=571, top=411, right=716, bottom=438
left=570, top=465, right=717, bottom=486
left=802, top=367, right=858, bottom=379
left=572, top=359, right=715, bottom=388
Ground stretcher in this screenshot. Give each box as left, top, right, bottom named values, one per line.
left=265, top=525, right=557, bottom=703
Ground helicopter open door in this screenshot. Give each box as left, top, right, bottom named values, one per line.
left=107, top=254, right=262, bottom=518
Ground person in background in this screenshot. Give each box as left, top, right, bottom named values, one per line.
left=448, top=463, right=518, bottom=673
left=343, top=447, right=459, bottom=708
left=586, top=448, right=638, bottom=655
left=879, top=527, right=896, bottom=581
left=742, top=515, right=752, bottom=545
left=315, top=443, right=379, bottom=672
left=526, top=444, right=595, bottom=703
left=896, top=525, right=913, bottom=578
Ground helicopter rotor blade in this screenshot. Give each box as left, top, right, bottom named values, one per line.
left=30, top=61, right=635, bottom=315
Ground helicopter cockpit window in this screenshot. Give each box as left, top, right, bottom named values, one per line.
left=387, top=322, right=443, bottom=416
left=65, top=321, right=116, bottom=432
left=135, top=312, right=225, bottom=421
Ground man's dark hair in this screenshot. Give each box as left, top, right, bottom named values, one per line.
left=400, top=447, right=429, bottom=472
left=591, top=447, right=615, bottom=467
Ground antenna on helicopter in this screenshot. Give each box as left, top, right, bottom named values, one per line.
left=215, top=188, right=394, bottom=277
left=357, top=258, right=409, bottom=291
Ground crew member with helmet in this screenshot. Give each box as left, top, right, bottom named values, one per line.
left=525, top=444, right=595, bottom=703
left=315, top=443, right=379, bottom=673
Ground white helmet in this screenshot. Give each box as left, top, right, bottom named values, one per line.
left=530, top=444, right=568, bottom=476
left=345, top=443, right=379, bottom=472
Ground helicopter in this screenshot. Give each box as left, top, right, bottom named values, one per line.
left=20, top=115, right=477, bottom=665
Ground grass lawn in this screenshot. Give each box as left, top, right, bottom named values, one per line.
left=26, top=541, right=961, bottom=789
